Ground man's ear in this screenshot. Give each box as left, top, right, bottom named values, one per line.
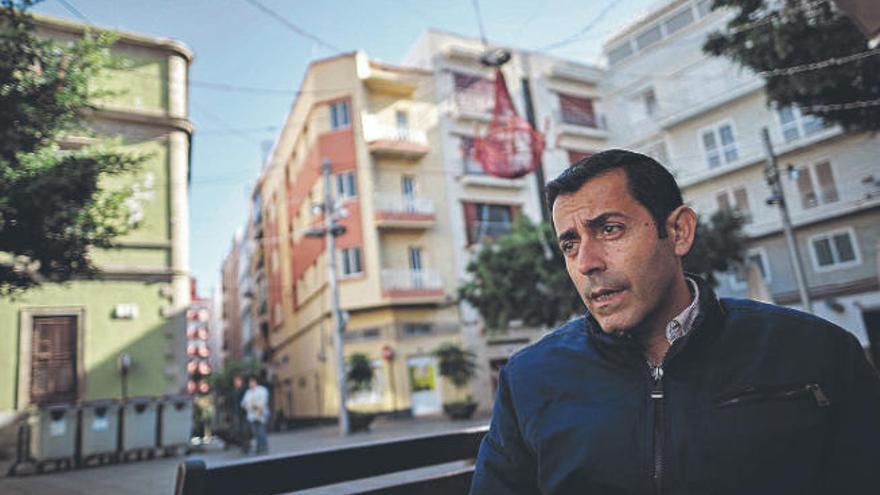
left=666, top=205, right=697, bottom=257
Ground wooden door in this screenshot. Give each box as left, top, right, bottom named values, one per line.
left=30, top=316, right=78, bottom=405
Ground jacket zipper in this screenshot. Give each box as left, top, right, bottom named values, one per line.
left=650, top=365, right=664, bottom=495
left=715, top=383, right=831, bottom=408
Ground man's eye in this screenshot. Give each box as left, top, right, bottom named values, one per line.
left=601, top=224, right=623, bottom=235
left=560, top=241, right=575, bottom=254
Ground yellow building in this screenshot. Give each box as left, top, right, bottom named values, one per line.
left=258, top=51, right=467, bottom=421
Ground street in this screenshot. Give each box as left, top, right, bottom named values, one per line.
left=0, top=414, right=489, bottom=495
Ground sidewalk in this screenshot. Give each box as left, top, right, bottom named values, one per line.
left=0, top=414, right=490, bottom=495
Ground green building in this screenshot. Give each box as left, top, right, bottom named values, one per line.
left=0, top=16, right=193, bottom=430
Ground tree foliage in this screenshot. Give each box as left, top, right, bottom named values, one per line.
left=346, top=353, right=374, bottom=393
left=433, top=343, right=476, bottom=389
left=458, top=216, right=583, bottom=332
left=682, top=209, right=747, bottom=286
left=0, top=1, right=145, bottom=295
left=703, top=0, right=880, bottom=131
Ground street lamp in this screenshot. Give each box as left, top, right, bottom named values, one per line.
left=305, top=158, right=351, bottom=435
left=118, top=352, right=132, bottom=401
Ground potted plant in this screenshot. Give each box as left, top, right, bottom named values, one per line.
left=346, top=353, right=377, bottom=432
left=433, top=343, right=478, bottom=420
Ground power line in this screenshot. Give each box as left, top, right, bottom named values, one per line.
left=471, top=0, right=488, bottom=46
left=536, top=1, right=620, bottom=51
left=191, top=80, right=294, bottom=96
left=54, top=0, right=90, bottom=24
left=241, top=0, right=343, bottom=54
left=757, top=48, right=880, bottom=77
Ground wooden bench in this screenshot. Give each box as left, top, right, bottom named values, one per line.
left=174, top=425, right=488, bottom=495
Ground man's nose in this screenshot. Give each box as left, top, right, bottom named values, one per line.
left=576, top=239, right=606, bottom=276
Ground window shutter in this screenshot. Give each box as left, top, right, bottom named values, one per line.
left=463, top=202, right=478, bottom=244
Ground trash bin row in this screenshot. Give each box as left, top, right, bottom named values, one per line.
left=19, top=395, right=192, bottom=472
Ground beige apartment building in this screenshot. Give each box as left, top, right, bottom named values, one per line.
left=256, top=51, right=466, bottom=420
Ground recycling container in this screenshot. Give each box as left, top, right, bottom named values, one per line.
left=158, top=395, right=192, bottom=450
left=121, top=397, right=157, bottom=452
left=28, top=404, right=76, bottom=462
left=79, top=400, right=120, bottom=458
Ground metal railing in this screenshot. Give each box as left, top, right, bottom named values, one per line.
left=373, top=194, right=435, bottom=215
left=381, top=269, right=443, bottom=291
left=174, top=426, right=488, bottom=495
left=362, top=115, right=428, bottom=145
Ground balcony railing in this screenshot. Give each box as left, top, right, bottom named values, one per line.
left=381, top=268, right=443, bottom=292
left=374, top=194, right=434, bottom=215
left=554, top=109, right=606, bottom=129
left=363, top=122, right=428, bottom=146
left=469, top=220, right=513, bottom=243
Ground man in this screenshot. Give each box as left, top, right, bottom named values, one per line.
left=470, top=150, right=880, bottom=494
left=232, top=374, right=251, bottom=453
left=240, top=374, right=270, bottom=455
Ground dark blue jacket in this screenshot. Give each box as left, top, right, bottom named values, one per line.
left=470, top=279, right=880, bottom=494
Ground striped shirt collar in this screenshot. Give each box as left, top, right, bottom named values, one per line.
left=666, top=277, right=700, bottom=344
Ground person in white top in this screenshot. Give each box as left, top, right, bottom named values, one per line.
left=240, top=375, right=269, bottom=454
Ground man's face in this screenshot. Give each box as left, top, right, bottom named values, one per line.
left=233, top=376, right=243, bottom=388
left=249, top=378, right=258, bottom=389
left=552, top=169, right=684, bottom=335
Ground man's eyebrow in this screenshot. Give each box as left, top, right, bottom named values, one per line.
left=586, top=211, right=628, bottom=230
left=557, top=229, right=579, bottom=242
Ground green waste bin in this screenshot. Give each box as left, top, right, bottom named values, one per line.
left=28, top=404, right=77, bottom=464
left=79, top=400, right=120, bottom=460
left=121, top=397, right=157, bottom=453
left=158, top=395, right=192, bottom=453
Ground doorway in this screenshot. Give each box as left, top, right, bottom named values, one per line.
left=30, top=316, right=79, bottom=405
left=407, top=356, right=441, bottom=416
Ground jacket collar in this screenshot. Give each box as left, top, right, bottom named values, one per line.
left=582, top=274, right=725, bottom=355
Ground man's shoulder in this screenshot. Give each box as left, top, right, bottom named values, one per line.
left=504, top=316, right=588, bottom=372
left=719, top=297, right=853, bottom=342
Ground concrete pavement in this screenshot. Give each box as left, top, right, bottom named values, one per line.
left=0, top=413, right=490, bottom=495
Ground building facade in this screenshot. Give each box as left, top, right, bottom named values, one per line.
left=601, top=0, right=880, bottom=357
left=0, top=15, right=193, bottom=427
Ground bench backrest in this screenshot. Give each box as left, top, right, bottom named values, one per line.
left=174, top=425, right=488, bottom=495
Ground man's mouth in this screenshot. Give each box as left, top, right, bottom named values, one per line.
left=589, top=288, right=625, bottom=303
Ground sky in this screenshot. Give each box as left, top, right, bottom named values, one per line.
left=31, top=0, right=660, bottom=295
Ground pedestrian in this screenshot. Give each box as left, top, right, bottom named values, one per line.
left=240, top=374, right=270, bottom=455
left=232, top=374, right=251, bottom=453
left=470, top=149, right=880, bottom=494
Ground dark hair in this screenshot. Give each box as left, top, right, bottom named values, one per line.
left=545, top=149, right=683, bottom=238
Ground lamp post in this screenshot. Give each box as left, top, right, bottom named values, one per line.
left=118, top=352, right=131, bottom=401
left=304, top=159, right=350, bottom=435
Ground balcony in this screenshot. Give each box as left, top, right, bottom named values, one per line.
left=554, top=110, right=608, bottom=139
left=467, top=220, right=513, bottom=245
left=374, top=194, right=435, bottom=229
left=381, top=268, right=445, bottom=302
left=363, top=115, right=429, bottom=159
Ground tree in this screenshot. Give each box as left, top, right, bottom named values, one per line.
left=0, top=1, right=145, bottom=295
left=682, top=209, right=747, bottom=286
left=458, top=216, right=583, bottom=332
left=433, top=343, right=476, bottom=389
left=703, top=0, right=880, bottom=131
left=346, top=353, right=374, bottom=393
left=459, top=211, right=746, bottom=332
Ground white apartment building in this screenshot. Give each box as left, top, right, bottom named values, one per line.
left=404, top=30, right=608, bottom=410
left=602, top=0, right=880, bottom=360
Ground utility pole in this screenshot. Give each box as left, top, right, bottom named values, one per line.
left=305, top=159, right=350, bottom=435
left=761, top=127, right=812, bottom=313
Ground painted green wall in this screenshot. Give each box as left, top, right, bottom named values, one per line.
left=94, top=51, right=169, bottom=114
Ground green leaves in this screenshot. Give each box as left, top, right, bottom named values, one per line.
left=432, top=343, right=476, bottom=389
left=703, top=0, right=880, bottom=131
left=0, top=2, right=143, bottom=295
left=347, top=353, right=374, bottom=393
left=457, top=216, right=583, bottom=332
left=682, top=209, right=746, bottom=286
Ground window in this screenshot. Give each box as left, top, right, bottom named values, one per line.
left=345, top=328, right=381, bottom=342
left=567, top=149, right=593, bottom=166
left=777, top=106, right=826, bottom=142
left=340, top=247, right=363, bottom=277
left=395, top=110, right=409, bottom=140
left=463, top=202, right=515, bottom=244
left=636, top=25, right=663, bottom=50
left=809, top=229, right=860, bottom=271
left=453, top=72, right=493, bottom=114
left=733, top=249, right=770, bottom=285
left=795, top=160, right=838, bottom=209
left=558, top=94, right=596, bottom=127
left=697, top=0, right=713, bottom=17
left=329, top=101, right=350, bottom=130
left=701, top=123, right=738, bottom=168
left=664, top=8, right=694, bottom=35
left=716, top=187, right=752, bottom=223
left=460, top=136, right=484, bottom=174
left=643, top=89, right=658, bottom=117
left=408, top=247, right=423, bottom=271
left=607, top=42, right=633, bottom=65
left=335, top=171, right=357, bottom=200
left=402, top=323, right=433, bottom=337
